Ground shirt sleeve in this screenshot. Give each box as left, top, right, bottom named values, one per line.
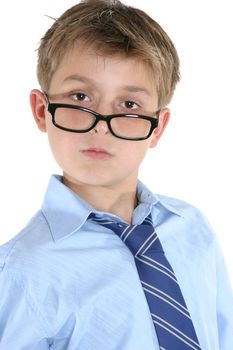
left=215, top=239, right=233, bottom=349
left=0, top=269, right=50, bottom=349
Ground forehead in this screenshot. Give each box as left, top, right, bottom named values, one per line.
left=49, top=43, right=157, bottom=98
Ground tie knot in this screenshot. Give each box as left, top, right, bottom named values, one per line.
left=88, top=213, right=164, bottom=255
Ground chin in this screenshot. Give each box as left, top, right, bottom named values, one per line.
left=63, top=165, right=136, bottom=189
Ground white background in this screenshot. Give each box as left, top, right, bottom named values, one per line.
left=0, top=1, right=232, bottom=284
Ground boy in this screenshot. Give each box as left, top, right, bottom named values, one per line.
left=0, top=0, right=232, bottom=349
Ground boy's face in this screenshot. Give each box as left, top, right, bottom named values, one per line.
left=30, top=44, right=170, bottom=191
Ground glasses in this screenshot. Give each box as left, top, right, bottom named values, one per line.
left=46, top=99, right=160, bottom=141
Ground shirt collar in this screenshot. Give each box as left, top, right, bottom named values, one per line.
left=41, top=175, right=93, bottom=241
left=136, top=180, right=183, bottom=219
left=41, top=175, right=182, bottom=241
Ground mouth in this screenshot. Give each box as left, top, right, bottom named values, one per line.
left=81, top=148, right=113, bottom=160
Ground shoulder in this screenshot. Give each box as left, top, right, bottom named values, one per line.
left=0, top=210, right=51, bottom=273
left=0, top=210, right=58, bottom=328
left=0, top=211, right=55, bottom=341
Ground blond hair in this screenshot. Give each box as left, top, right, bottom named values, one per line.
left=37, top=0, right=180, bottom=108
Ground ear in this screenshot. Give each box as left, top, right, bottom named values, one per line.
left=30, top=89, right=47, bottom=132
left=149, top=108, right=170, bottom=148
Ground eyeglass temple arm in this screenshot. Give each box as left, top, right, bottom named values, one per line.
left=42, top=91, right=50, bottom=103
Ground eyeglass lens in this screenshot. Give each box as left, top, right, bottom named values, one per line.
left=54, top=107, right=152, bottom=139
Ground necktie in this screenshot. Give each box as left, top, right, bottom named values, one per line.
left=89, top=213, right=201, bottom=350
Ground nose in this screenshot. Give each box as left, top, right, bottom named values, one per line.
left=91, top=119, right=109, bottom=135
left=90, top=101, right=113, bottom=136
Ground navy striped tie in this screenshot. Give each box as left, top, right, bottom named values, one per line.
left=89, top=213, right=201, bottom=350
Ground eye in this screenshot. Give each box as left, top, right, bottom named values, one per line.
left=123, top=100, right=140, bottom=110
left=70, top=92, right=90, bottom=102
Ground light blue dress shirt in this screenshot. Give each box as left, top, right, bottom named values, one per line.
left=0, top=175, right=232, bottom=349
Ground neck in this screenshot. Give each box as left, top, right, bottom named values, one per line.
left=63, top=176, right=138, bottom=224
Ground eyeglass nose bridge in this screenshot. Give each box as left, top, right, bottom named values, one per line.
left=89, top=111, right=114, bottom=134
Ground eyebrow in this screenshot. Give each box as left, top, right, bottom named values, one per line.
left=122, top=85, right=151, bottom=96
left=63, top=74, right=151, bottom=96
left=64, top=74, right=92, bottom=84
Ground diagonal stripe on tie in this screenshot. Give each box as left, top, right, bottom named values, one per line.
left=152, top=314, right=201, bottom=349
left=88, top=213, right=201, bottom=350
left=141, top=281, right=191, bottom=317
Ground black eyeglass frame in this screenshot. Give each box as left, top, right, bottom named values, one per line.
left=47, top=102, right=160, bottom=141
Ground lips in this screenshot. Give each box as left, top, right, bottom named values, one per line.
left=81, top=147, right=113, bottom=160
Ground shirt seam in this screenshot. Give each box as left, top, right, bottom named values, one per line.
left=0, top=235, right=25, bottom=271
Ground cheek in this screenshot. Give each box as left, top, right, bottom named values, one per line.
left=120, top=141, right=150, bottom=167
left=47, top=126, right=80, bottom=164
